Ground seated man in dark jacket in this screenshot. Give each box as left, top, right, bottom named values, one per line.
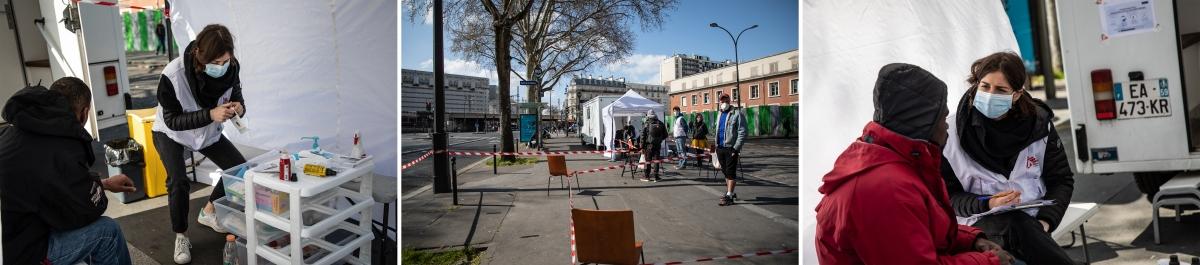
left=1, top=77, right=137, bottom=265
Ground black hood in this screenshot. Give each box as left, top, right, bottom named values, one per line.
left=872, top=63, right=948, bottom=142
left=1, top=86, right=92, bottom=141
left=955, top=88, right=1053, bottom=176
left=183, top=41, right=241, bottom=109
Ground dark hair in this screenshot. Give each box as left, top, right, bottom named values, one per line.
left=966, top=51, right=1036, bottom=118
left=192, top=24, right=235, bottom=74
left=718, top=94, right=730, bottom=102
left=49, top=77, right=91, bottom=114
left=672, top=106, right=680, bottom=112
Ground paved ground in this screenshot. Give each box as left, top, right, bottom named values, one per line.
left=401, top=135, right=799, bottom=264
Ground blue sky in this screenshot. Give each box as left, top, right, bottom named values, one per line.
left=401, top=0, right=799, bottom=107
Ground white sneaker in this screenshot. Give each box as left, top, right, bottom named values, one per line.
left=174, top=234, right=192, bottom=264
left=197, top=209, right=228, bottom=233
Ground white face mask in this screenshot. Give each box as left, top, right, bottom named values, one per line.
left=719, top=103, right=729, bottom=111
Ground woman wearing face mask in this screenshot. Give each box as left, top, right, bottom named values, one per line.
left=151, top=24, right=247, bottom=264
left=689, top=112, right=708, bottom=167
left=940, top=51, right=1074, bottom=264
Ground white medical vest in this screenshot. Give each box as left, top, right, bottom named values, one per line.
left=151, top=58, right=233, bottom=151
left=943, top=114, right=1048, bottom=225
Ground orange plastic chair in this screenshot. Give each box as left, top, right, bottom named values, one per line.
left=547, top=155, right=580, bottom=196
left=572, top=208, right=645, bottom=265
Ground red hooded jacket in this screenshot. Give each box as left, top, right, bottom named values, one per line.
left=815, top=122, right=999, bottom=265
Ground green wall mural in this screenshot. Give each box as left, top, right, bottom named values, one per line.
left=665, top=105, right=797, bottom=140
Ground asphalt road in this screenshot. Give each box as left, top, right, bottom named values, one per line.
left=400, top=131, right=522, bottom=194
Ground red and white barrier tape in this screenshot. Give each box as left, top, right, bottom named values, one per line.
left=400, top=150, right=436, bottom=171
left=571, top=152, right=709, bottom=175
left=641, top=248, right=797, bottom=265
left=448, top=149, right=639, bottom=156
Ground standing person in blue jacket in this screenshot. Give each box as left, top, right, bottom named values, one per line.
left=714, top=94, right=747, bottom=206
left=151, top=24, right=249, bottom=264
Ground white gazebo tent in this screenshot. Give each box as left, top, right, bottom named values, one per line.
left=601, top=90, right=668, bottom=158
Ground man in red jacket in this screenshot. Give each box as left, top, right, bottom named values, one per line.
left=815, top=63, right=1015, bottom=265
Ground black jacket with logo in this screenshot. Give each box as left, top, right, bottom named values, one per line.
left=0, top=86, right=108, bottom=264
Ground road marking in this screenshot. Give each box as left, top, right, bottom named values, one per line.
left=693, top=181, right=798, bottom=230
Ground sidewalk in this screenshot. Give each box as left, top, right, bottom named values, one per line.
left=401, top=135, right=799, bottom=264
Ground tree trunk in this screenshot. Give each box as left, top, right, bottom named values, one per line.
left=497, top=25, right=517, bottom=161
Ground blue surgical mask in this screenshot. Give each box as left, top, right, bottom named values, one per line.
left=205, top=61, right=229, bottom=78
left=973, top=90, right=1013, bottom=119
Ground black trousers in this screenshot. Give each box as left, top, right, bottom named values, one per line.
left=153, top=131, right=247, bottom=233
left=642, top=143, right=661, bottom=179
left=716, top=147, right=738, bottom=179
left=973, top=211, right=1075, bottom=265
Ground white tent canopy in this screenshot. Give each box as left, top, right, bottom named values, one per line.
left=168, top=0, right=397, bottom=178
left=601, top=90, right=667, bottom=158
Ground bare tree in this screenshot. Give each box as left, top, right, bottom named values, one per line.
left=406, top=0, right=535, bottom=160
left=509, top=0, right=675, bottom=106
left=405, top=0, right=674, bottom=158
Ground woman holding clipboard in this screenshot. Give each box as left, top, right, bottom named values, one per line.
left=940, top=52, right=1075, bottom=264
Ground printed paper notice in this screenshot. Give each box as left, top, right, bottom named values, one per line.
left=1099, top=0, right=1157, bottom=39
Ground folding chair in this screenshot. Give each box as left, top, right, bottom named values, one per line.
left=547, top=155, right=580, bottom=196
left=572, top=208, right=645, bottom=265
left=619, top=140, right=641, bottom=180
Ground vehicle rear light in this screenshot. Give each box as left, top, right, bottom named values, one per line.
left=104, top=66, right=118, bottom=96
left=1091, top=69, right=1116, bottom=120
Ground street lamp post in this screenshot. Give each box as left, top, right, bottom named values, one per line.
left=709, top=23, right=757, bottom=109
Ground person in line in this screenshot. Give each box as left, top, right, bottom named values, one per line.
left=941, top=51, right=1075, bottom=264
left=689, top=112, right=708, bottom=168
left=640, top=110, right=668, bottom=182
left=815, top=63, right=1014, bottom=264
left=713, top=95, right=746, bottom=206
left=670, top=106, right=690, bottom=169
left=1, top=77, right=138, bottom=265
left=151, top=24, right=248, bottom=264
left=155, top=21, right=167, bottom=55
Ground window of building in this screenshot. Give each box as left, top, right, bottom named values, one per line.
left=691, top=95, right=698, bottom=105
left=703, top=92, right=710, bottom=104
left=732, top=87, right=740, bottom=101
left=769, top=62, right=779, bottom=74
left=790, top=79, right=798, bottom=95
left=769, top=82, right=780, bottom=97
left=750, top=85, right=760, bottom=99
left=681, top=96, right=687, bottom=107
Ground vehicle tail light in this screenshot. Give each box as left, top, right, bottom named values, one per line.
left=104, top=66, right=118, bottom=96
left=1091, top=69, right=1116, bottom=120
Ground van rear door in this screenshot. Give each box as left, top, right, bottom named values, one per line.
left=1058, top=0, right=1193, bottom=174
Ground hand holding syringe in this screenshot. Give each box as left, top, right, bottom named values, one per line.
left=219, top=99, right=248, bottom=132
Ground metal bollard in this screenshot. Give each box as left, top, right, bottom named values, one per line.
left=451, top=156, right=458, bottom=205
left=492, top=144, right=498, bottom=174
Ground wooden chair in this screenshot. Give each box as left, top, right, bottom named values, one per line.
left=572, top=208, right=644, bottom=265
left=547, top=155, right=580, bottom=196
